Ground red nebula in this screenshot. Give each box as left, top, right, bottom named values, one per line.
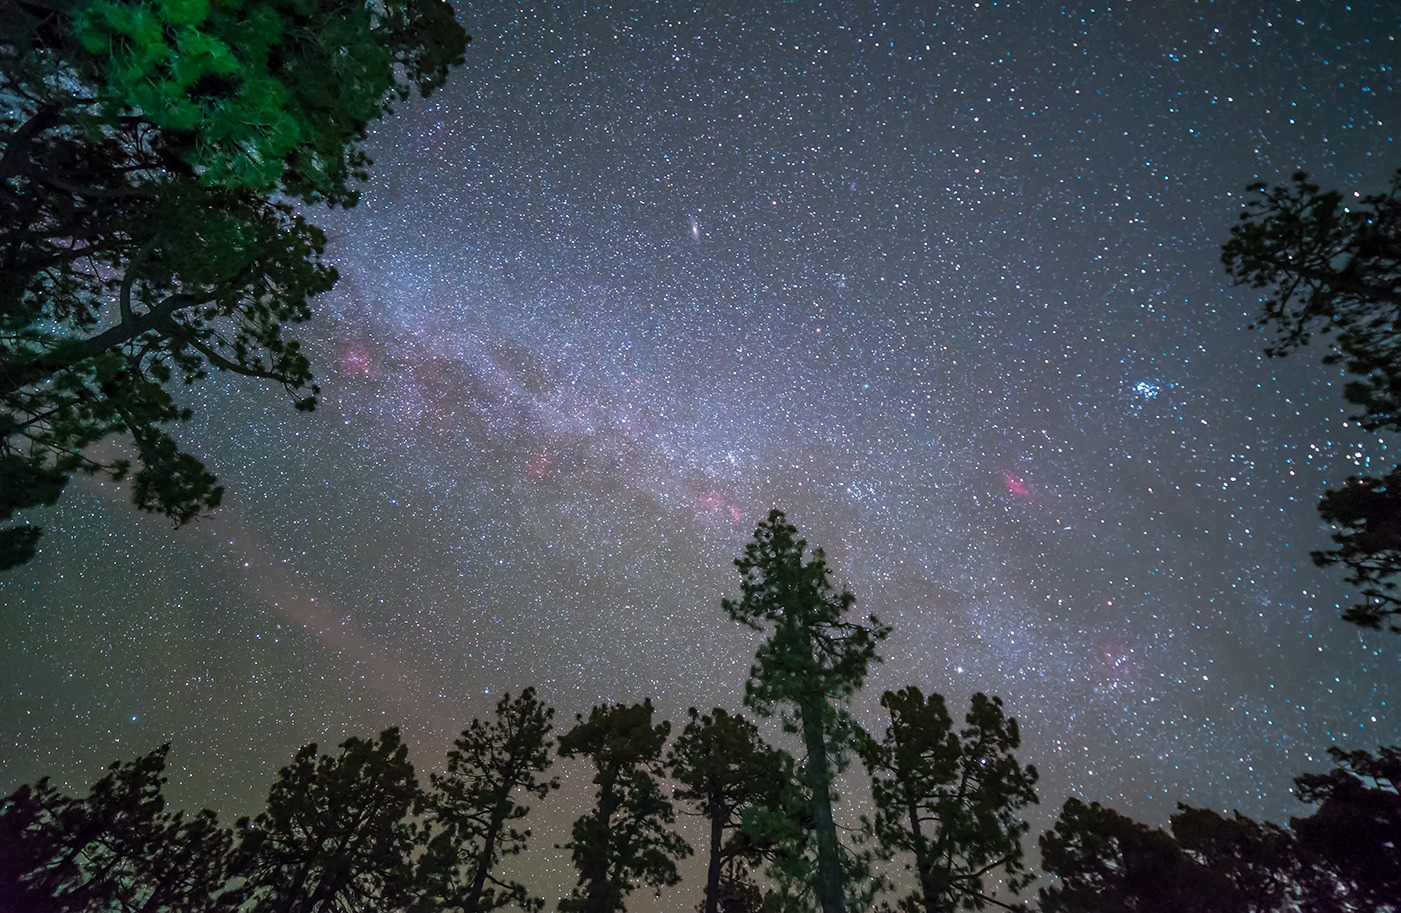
left=339, top=343, right=374, bottom=377
left=1003, top=472, right=1030, bottom=498
left=1096, top=639, right=1141, bottom=690
left=695, top=488, right=744, bottom=524
left=524, top=450, right=555, bottom=481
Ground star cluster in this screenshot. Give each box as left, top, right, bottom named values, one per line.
left=3, top=0, right=1398, bottom=902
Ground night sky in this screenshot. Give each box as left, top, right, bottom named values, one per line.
left=3, top=0, right=1399, bottom=906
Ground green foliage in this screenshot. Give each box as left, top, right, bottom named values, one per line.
left=725, top=510, right=889, bottom=723
left=236, top=727, right=422, bottom=913
left=558, top=700, right=693, bottom=913
left=1223, top=169, right=1401, bottom=631
left=724, top=509, right=889, bottom=913
left=744, top=795, right=878, bottom=913
left=0, top=0, right=467, bottom=565
left=69, top=0, right=468, bottom=199
left=0, top=744, right=236, bottom=912
left=859, top=687, right=1038, bottom=913
left=419, top=688, right=560, bottom=913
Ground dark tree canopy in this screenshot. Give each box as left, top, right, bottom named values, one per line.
left=1039, top=797, right=1239, bottom=913
left=1223, top=169, right=1401, bottom=631
left=0, top=0, right=467, bottom=566
left=1292, top=745, right=1401, bottom=912
left=0, top=744, right=235, bottom=913
left=1314, top=468, right=1401, bottom=631
left=1039, top=742, right=1401, bottom=913
left=859, top=687, right=1038, bottom=913
left=1167, top=805, right=1334, bottom=913
left=236, top=727, right=422, bottom=913
left=724, top=509, right=889, bottom=913
left=418, top=688, right=559, bottom=913
left=1223, top=170, right=1401, bottom=430
left=557, top=700, right=692, bottom=913
left=667, top=706, right=789, bottom=913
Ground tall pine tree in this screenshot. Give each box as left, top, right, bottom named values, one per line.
left=859, top=688, right=1038, bottom=913
left=419, top=689, right=559, bottom=913
left=558, top=700, right=691, bottom=913
left=724, top=509, right=889, bottom=913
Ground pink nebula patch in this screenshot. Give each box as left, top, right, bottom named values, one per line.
left=695, top=488, right=745, bottom=525
left=339, top=343, right=374, bottom=377
left=1096, top=640, right=1140, bottom=690
left=524, top=450, right=555, bottom=482
left=1003, top=472, right=1030, bottom=498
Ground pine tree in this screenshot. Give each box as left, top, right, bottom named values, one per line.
left=419, top=688, right=559, bottom=913
left=0, top=0, right=467, bottom=565
left=1169, top=806, right=1311, bottom=913
left=667, top=706, right=789, bottom=913
left=859, top=688, right=1037, bottom=913
left=724, top=509, right=890, bottom=913
left=236, top=728, right=421, bottom=913
left=558, top=700, right=692, bottom=913
left=0, top=744, right=235, bottom=912
left=1223, top=169, right=1401, bottom=630
left=1039, top=798, right=1238, bottom=913
left=1292, top=745, right=1401, bottom=911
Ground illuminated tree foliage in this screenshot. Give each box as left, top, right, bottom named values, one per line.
left=1223, top=170, right=1401, bottom=631
left=0, top=0, right=467, bottom=566
left=724, top=509, right=890, bottom=913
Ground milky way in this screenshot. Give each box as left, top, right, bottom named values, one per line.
left=3, top=2, right=1398, bottom=907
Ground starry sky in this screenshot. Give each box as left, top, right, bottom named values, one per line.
left=3, top=0, right=1400, bottom=906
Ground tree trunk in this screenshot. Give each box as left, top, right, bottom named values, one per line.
left=799, top=694, right=844, bottom=913
left=703, top=790, right=725, bottom=913
left=578, top=772, right=618, bottom=913
left=894, top=730, right=944, bottom=913
left=463, top=805, right=502, bottom=913
left=904, top=796, right=944, bottom=913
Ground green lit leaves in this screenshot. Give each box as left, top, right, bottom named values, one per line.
left=71, top=0, right=465, bottom=200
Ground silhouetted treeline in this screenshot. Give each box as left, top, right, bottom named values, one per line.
left=4, top=513, right=1396, bottom=912
left=1224, top=169, right=1401, bottom=633
left=1039, top=744, right=1400, bottom=913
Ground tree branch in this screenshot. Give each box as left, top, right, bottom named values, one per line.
left=971, top=891, right=1025, bottom=912
left=0, top=103, right=64, bottom=182
left=0, top=291, right=209, bottom=398
left=1291, top=263, right=1401, bottom=309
